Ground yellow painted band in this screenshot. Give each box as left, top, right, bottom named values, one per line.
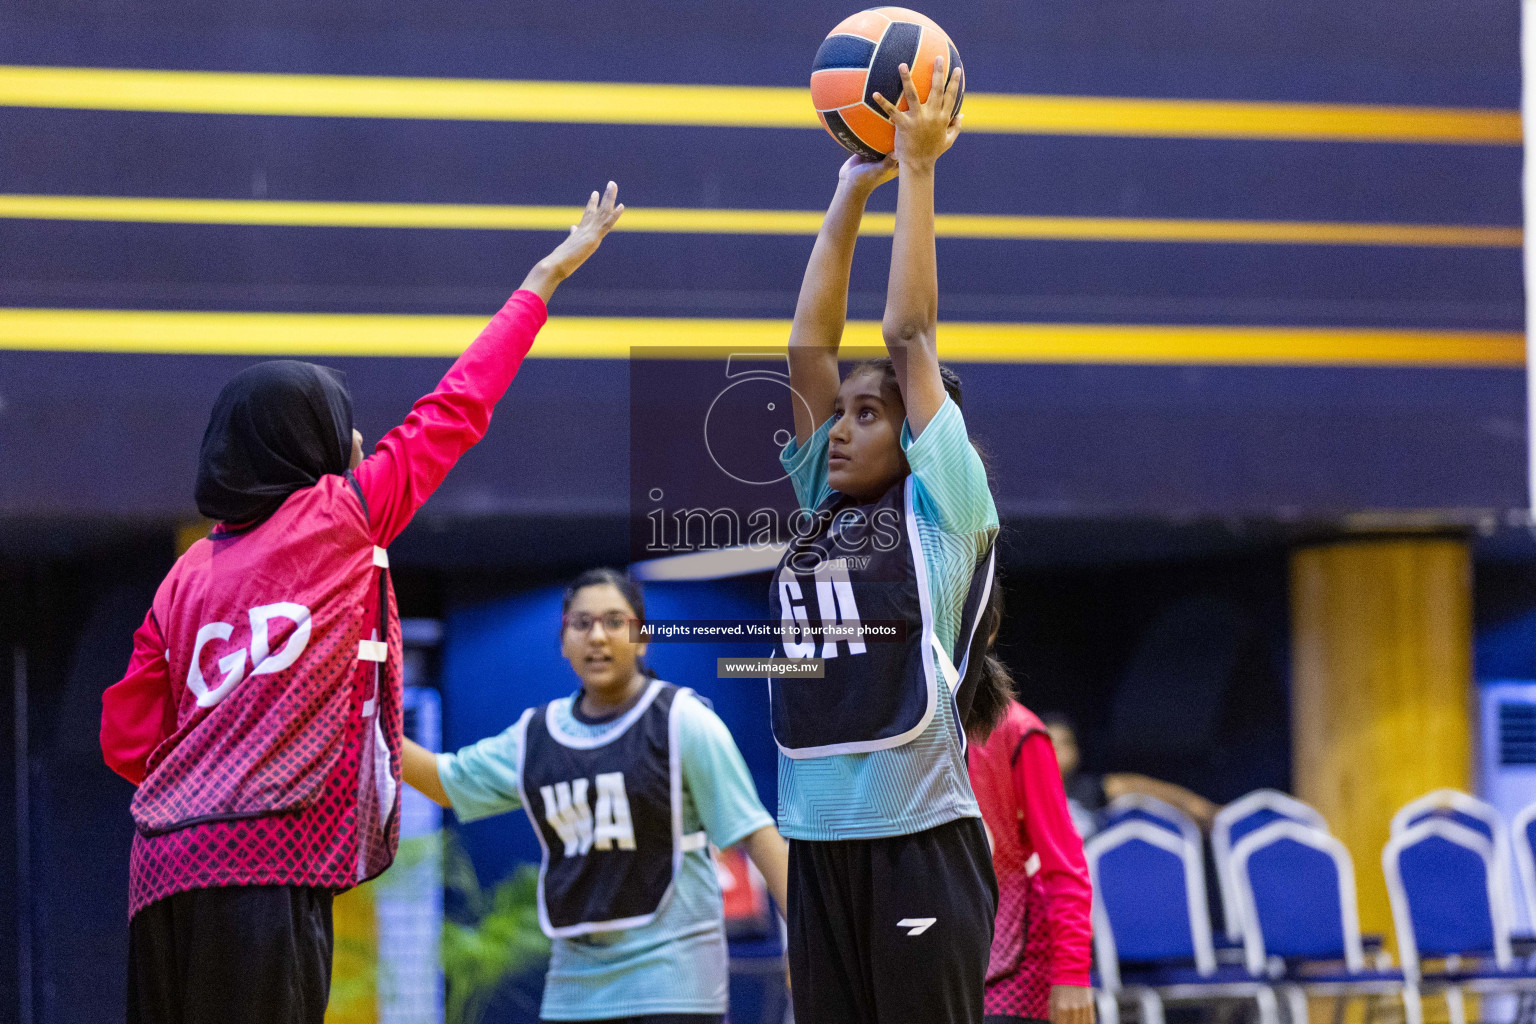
left=967, top=92, right=1521, bottom=145
left=0, top=65, right=1519, bottom=145
left=0, top=194, right=1519, bottom=248
left=0, top=308, right=1521, bottom=367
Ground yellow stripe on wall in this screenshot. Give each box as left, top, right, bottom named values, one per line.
left=0, top=65, right=1519, bottom=145
left=0, top=308, right=1521, bottom=367
left=970, top=93, right=1520, bottom=145
left=0, top=194, right=1519, bottom=248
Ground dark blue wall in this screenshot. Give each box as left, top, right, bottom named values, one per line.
left=0, top=352, right=1524, bottom=528
left=0, top=0, right=1524, bottom=523
left=1477, top=563, right=1536, bottom=682
left=0, top=0, right=1517, bottom=102
left=0, top=544, right=177, bottom=1024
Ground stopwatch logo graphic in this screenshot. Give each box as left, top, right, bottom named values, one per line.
left=703, top=355, right=815, bottom=487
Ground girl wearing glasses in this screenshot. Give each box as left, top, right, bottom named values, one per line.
left=402, top=567, right=789, bottom=1024
left=770, top=58, right=1018, bottom=1024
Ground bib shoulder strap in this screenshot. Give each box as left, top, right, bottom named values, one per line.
left=932, top=633, right=961, bottom=693
left=665, top=685, right=707, bottom=855
left=512, top=707, right=539, bottom=771
left=950, top=543, right=999, bottom=679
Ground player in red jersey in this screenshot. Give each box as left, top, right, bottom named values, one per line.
left=969, top=694, right=1095, bottom=1024
left=100, top=183, right=624, bottom=1024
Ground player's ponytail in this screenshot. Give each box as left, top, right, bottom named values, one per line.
left=560, top=567, right=658, bottom=679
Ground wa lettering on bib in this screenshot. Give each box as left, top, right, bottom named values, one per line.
left=769, top=475, right=996, bottom=758
left=516, top=680, right=706, bottom=937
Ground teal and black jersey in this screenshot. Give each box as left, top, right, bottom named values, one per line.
left=437, top=685, right=773, bottom=1020
left=517, top=681, right=703, bottom=938
left=773, top=397, right=1000, bottom=841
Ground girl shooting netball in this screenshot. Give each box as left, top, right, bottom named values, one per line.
left=769, top=51, right=1011, bottom=1024
left=99, top=182, right=624, bottom=1024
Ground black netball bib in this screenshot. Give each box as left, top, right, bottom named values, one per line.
left=768, top=475, right=996, bottom=757
left=516, top=680, right=706, bottom=937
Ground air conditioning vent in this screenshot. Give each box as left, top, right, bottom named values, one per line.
left=1499, top=702, right=1536, bottom=766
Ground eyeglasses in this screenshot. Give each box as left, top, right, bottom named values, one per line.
left=564, top=611, right=635, bottom=636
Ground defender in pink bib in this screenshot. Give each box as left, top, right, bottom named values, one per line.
left=969, top=701, right=1095, bottom=1024
left=101, top=181, right=626, bottom=1024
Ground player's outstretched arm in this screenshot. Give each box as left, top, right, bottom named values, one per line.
left=787, top=155, right=896, bottom=445
left=521, top=180, right=626, bottom=302
left=872, top=56, right=963, bottom=438
left=402, top=737, right=452, bottom=808
left=353, top=182, right=624, bottom=546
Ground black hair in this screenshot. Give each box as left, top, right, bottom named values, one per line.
left=845, top=359, right=1014, bottom=741
left=847, top=356, right=964, bottom=412
left=560, top=567, right=657, bottom=678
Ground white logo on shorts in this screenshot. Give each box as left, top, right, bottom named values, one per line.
left=897, top=917, right=936, bottom=936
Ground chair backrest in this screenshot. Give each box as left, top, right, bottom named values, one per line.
left=1101, top=793, right=1202, bottom=845
left=1390, top=789, right=1514, bottom=927
left=1383, top=818, right=1511, bottom=983
left=1086, top=818, right=1217, bottom=992
left=1213, top=789, right=1329, bottom=941
left=1391, top=788, right=1502, bottom=843
left=1511, top=800, right=1536, bottom=930
left=1231, top=819, right=1362, bottom=976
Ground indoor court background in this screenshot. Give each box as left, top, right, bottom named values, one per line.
left=0, top=1, right=1525, bottom=1022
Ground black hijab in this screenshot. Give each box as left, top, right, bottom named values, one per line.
left=194, top=360, right=355, bottom=526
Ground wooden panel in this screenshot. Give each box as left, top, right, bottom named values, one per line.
left=1290, top=536, right=1473, bottom=944
left=325, top=883, right=379, bottom=1024
left=175, top=520, right=211, bottom=556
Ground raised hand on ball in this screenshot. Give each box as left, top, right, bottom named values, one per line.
left=871, top=55, right=964, bottom=171
left=838, top=152, right=899, bottom=195
left=521, top=181, right=626, bottom=302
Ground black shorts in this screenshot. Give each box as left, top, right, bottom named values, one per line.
left=787, top=816, right=998, bottom=1024
left=127, top=884, right=334, bottom=1024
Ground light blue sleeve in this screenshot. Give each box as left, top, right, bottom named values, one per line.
left=436, top=717, right=527, bottom=824
left=901, top=397, right=999, bottom=537
left=676, top=693, right=775, bottom=849
left=779, top=416, right=836, bottom=513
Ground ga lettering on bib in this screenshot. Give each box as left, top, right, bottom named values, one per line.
left=769, top=475, right=995, bottom=757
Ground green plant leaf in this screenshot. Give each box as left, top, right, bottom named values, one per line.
left=438, top=831, right=549, bottom=1024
